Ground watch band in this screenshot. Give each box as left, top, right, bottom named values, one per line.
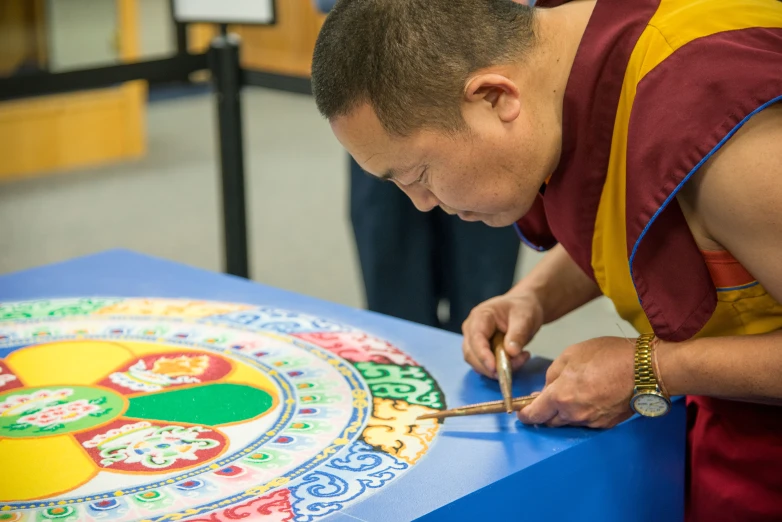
left=634, top=333, right=661, bottom=392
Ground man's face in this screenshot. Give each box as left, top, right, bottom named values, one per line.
left=331, top=100, right=559, bottom=228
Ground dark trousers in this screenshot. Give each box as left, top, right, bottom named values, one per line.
left=349, top=157, right=521, bottom=333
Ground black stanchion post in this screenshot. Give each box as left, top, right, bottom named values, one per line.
left=209, top=33, right=250, bottom=279
left=167, top=0, right=192, bottom=84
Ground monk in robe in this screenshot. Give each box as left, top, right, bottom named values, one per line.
left=310, top=0, right=782, bottom=519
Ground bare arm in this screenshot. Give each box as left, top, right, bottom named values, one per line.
left=659, top=331, right=782, bottom=404
left=658, top=104, right=782, bottom=405
left=510, top=243, right=603, bottom=324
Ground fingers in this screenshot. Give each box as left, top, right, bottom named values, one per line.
left=461, top=293, right=543, bottom=378
left=517, top=391, right=580, bottom=427
left=510, top=351, right=531, bottom=372
left=462, top=341, right=494, bottom=379
left=544, top=355, right=567, bottom=387
left=517, top=388, right=558, bottom=425
left=462, top=310, right=499, bottom=378
left=545, top=414, right=571, bottom=428
left=503, top=296, right=542, bottom=357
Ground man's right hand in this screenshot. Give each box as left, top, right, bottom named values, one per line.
left=460, top=244, right=604, bottom=380
left=461, top=291, right=545, bottom=379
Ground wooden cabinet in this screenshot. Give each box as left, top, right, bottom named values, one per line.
left=0, top=0, right=47, bottom=76
left=0, top=0, right=145, bottom=181
left=0, top=0, right=325, bottom=180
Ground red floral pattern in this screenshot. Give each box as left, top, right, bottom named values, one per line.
left=294, top=332, right=417, bottom=366
left=19, top=399, right=100, bottom=427
left=97, top=351, right=233, bottom=394
left=184, top=488, right=293, bottom=521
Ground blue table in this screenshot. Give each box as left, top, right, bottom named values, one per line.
left=0, top=250, right=685, bottom=521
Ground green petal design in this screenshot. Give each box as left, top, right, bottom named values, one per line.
left=0, top=386, right=125, bottom=438
left=0, top=298, right=121, bottom=321
left=125, top=383, right=274, bottom=426
left=354, top=362, right=445, bottom=409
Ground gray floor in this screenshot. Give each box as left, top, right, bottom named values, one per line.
left=0, top=88, right=633, bottom=360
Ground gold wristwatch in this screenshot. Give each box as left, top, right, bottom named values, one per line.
left=630, top=333, right=671, bottom=417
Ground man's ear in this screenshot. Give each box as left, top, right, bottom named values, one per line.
left=463, top=73, right=521, bottom=123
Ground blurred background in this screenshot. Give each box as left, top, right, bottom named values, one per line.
left=0, top=0, right=630, bottom=359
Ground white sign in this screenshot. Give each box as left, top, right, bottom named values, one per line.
left=173, top=0, right=275, bottom=24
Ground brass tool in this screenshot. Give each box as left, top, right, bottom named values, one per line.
left=416, top=395, right=537, bottom=421
left=492, top=331, right=513, bottom=413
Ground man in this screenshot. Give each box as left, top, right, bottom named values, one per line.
left=310, top=0, right=782, bottom=520
left=311, top=0, right=522, bottom=334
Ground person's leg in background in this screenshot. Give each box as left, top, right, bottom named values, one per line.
left=434, top=210, right=521, bottom=333
left=349, top=155, right=441, bottom=327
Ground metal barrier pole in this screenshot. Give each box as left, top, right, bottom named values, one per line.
left=208, top=33, right=250, bottom=279
left=168, top=0, right=191, bottom=84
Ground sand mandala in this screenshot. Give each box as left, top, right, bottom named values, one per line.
left=0, top=297, right=446, bottom=521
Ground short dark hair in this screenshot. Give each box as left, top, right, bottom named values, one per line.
left=311, top=0, right=536, bottom=137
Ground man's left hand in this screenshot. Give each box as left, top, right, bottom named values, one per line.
left=517, top=336, right=637, bottom=429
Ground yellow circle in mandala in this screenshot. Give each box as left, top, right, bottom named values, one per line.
left=6, top=340, right=135, bottom=387
left=0, top=436, right=97, bottom=502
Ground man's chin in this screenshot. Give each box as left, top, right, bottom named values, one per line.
left=483, top=217, right=518, bottom=228
left=459, top=212, right=517, bottom=228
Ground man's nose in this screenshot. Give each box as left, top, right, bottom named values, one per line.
left=399, top=184, right=439, bottom=212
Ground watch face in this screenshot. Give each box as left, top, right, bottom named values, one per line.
left=632, top=392, right=670, bottom=417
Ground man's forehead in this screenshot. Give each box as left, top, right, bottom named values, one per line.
left=331, top=104, right=385, bottom=142
left=331, top=109, right=415, bottom=180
